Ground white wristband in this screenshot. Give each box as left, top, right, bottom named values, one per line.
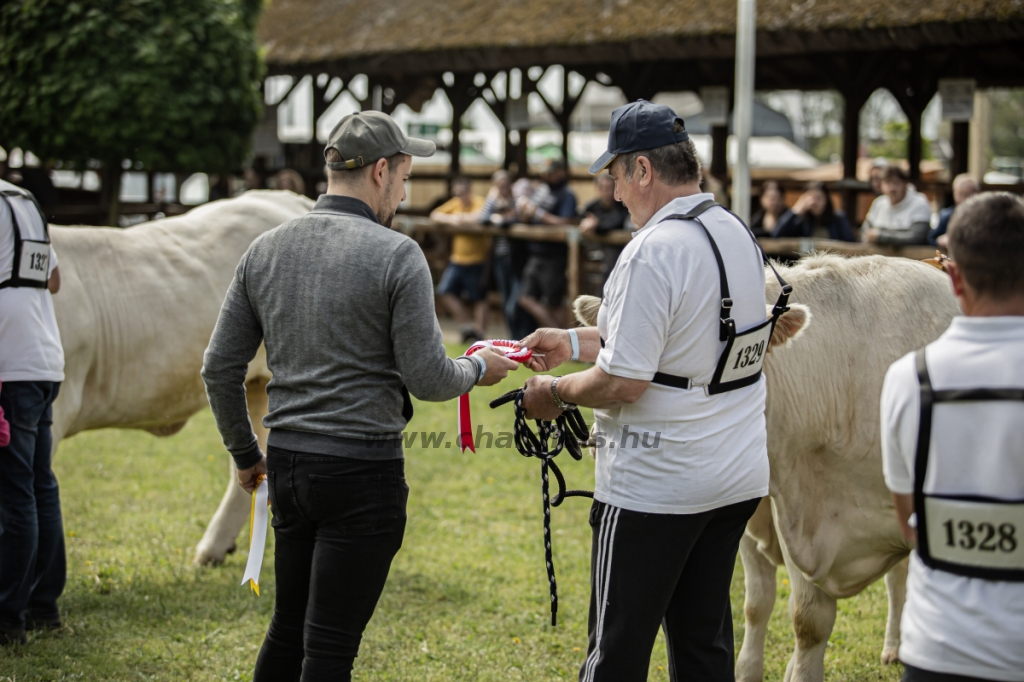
left=567, top=328, right=580, bottom=362
left=470, top=353, right=487, bottom=383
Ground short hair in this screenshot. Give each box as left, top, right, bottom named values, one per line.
left=952, top=173, right=979, bottom=194
left=947, top=192, right=1024, bottom=299
left=620, top=120, right=702, bottom=186
left=882, top=166, right=909, bottom=183
left=325, top=148, right=404, bottom=182
left=451, top=176, right=471, bottom=189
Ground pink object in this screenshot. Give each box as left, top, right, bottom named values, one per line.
left=458, top=340, right=533, bottom=453
left=0, top=380, right=10, bottom=448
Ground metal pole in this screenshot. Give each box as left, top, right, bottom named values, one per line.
left=732, top=0, right=756, bottom=224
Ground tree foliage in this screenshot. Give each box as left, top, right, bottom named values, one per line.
left=989, top=89, right=1024, bottom=161
left=0, top=0, right=264, bottom=173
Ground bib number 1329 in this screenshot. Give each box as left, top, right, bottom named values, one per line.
left=732, top=339, right=766, bottom=370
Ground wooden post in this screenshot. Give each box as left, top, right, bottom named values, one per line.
left=907, top=108, right=923, bottom=181
left=951, top=121, right=970, bottom=178
left=841, top=89, right=867, bottom=221
left=566, top=226, right=580, bottom=306
left=711, top=124, right=729, bottom=182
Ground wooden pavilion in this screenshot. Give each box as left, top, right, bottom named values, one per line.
left=259, top=0, right=1024, bottom=216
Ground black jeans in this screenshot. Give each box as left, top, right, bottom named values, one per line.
left=254, top=447, right=407, bottom=682
left=579, top=497, right=761, bottom=682
left=0, top=381, right=65, bottom=630
left=903, top=664, right=1006, bottom=682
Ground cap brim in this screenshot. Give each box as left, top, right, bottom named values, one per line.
left=400, top=137, right=436, bottom=158
left=588, top=151, right=616, bottom=175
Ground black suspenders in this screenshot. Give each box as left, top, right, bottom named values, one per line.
left=647, top=200, right=792, bottom=393
left=913, top=349, right=1024, bottom=581
left=0, top=189, right=51, bottom=290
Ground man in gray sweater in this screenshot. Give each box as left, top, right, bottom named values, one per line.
left=202, top=111, right=516, bottom=682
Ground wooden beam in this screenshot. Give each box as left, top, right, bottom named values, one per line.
left=711, top=125, right=729, bottom=183
left=951, top=121, right=970, bottom=177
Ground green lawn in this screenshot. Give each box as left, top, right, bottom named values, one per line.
left=0, top=359, right=903, bottom=681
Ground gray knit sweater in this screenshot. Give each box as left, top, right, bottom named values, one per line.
left=202, top=195, right=478, bottom=468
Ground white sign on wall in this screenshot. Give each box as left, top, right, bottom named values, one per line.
left=505, top=97, right=530, bottom=131
left=700, top=86, right=730, bottom=126
left=939, top=79, right=976, bottom=122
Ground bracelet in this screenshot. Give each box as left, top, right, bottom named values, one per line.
left=470, top=353, right=487, bottom=383
left=567, top=328, right=580, bottom=362
left=550, top=376, right=575, bottom=411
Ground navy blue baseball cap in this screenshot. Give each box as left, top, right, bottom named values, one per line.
left=589, top=100, right=690, bottom=174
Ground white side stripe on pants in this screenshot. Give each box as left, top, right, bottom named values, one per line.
left=581, top=505, right=621, bottom=682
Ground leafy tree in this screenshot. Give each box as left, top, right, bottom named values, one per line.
left=867, top=120, right=932, bottom=162
left=0, top=0, right=264, bottom=223
left=989, top=89, right=1024, bottom=161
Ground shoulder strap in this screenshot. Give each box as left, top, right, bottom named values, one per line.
left=913, top=348, right=935, bottom=566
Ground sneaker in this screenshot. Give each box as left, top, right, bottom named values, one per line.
left=25, top=614, right=62, bottom=632
left=0, top=625, right=27, bottom=646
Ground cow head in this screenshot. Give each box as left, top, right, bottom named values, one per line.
left=572, top=294, right=811, bottom=350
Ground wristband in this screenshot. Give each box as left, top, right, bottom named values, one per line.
left=470, top=353, right=487, bottom=383
left=567, top=328, right=580, bottom=362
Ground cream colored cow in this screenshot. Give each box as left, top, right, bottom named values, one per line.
left=575, top=253, right=959, bottom=682
left=49, top=190, right=313, bottom=565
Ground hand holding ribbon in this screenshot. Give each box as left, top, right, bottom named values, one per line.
left=458, top=340, right=532, bottom=452
left=240, top=475, right=270, bottom=595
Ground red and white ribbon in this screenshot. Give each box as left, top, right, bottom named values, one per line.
left=458, top=340, right=532, bottom=452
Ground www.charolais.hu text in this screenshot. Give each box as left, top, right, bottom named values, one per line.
left=370, top=426, right=663, bottom=450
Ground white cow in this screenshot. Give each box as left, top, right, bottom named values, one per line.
left=50, top=190, right=313, bottom=565
left=575, top=253, right=959, bottom=681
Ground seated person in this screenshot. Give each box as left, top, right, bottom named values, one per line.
left=771, top=182, right=855, bottom=242
left=579, top=174, right=629, bottom=237
left=929, top=173, right=979, bottom=248
left=750, top=181, right=793, bottom=237
left=863, top=166, right=932, bottom=246
left=431, top=177, right=489, bottom=342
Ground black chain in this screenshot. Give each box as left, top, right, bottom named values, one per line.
left=489, top=388, right=592, bottom=625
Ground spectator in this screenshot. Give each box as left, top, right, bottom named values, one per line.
left=0, top=179, right=66, bottom=645
left=432, top=177, right=489, bottom=342
left=272, top=169, right=306, bottom=196
left=929, top=173, right=980, bottom=248
left=517, top=158, right=577, bottom=329
left=869, top=158, right=888, bottom=196
left=580, top=174, right=631, bottom=288
left=750, top=181, right=792, bottom=237
left=863, top=166, right=932, bottom=245
left=772, top=182, right=856, bottom=241
left=479, top=171, right=518, bottom=335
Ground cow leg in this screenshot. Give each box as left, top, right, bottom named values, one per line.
left=782, top=560, right=836, bottom=682
left=736, top=530, right=777, bottom=682
left=881, top=557, right=908, bottom=665
left=194, top=377, right=269, bottom=566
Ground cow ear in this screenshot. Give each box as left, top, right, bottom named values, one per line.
left=768, top=303, right=811, bottom=349
left=573, top=295, right=602, bottom=327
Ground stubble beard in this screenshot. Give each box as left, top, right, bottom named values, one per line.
left=376, top=178, right=397, bottom=227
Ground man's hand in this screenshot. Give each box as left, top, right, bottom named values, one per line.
left=474, top=347, right=519, bottom=386
left=237, top=454, right=267, bottom=494
left=522, top=374, right=565, bottom=421
left=865, top=227, right=880, bottom=243
left=579, top=214, right=599, bottom=236
left=520, top=328, right=572, bottom=372
left=936, top=233, right=948, bottom=248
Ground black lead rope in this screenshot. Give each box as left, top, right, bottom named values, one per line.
left=489, top=388, right=592, bottom=625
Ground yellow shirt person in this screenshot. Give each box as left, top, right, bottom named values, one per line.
left=434, top=195, right=489, bottom=265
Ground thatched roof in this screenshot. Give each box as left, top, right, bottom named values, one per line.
left=260, top=0, right=1024, bottom=74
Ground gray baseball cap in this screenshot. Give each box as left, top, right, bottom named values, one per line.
left=324, top=110, right=435, bottom=170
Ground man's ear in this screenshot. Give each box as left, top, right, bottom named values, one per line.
left=637, top=156, right=653, bottom=187
left=372, top=157, right=389, bottom=189
left=945, top=261, right=966, bottom=299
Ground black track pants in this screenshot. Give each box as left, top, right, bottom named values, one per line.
left=578, top=497, right=761, bottom=682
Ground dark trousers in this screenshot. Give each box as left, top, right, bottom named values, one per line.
left=0, top=381, right=65, bottom=630
left=903, top=664, right=1006, bottom=682
left=579, top=497, right=761, bottom=682
left=254, top=447, right=407, bottom=682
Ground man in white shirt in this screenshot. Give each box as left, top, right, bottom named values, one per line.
left=0, top=179, right=66, bottom=646
left=863, top=166, right=933, bottom=246
left=881, top=192, right=1024, bottom=682
left=521, top=101, right=769, bottom=681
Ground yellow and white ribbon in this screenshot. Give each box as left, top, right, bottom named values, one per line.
left=241, top=475, right=270, bottom=595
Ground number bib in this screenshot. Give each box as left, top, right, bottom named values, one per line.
left=17, top=239, right=49, bottom=283
left=649, top=200, right=792, bottom=396
left=924, top=497, right=1024, bottom=570
left=914, top=350, right=1024, bottom=582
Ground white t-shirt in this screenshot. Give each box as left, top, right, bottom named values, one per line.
left=865, top=184, right=932, bottom=231
left=593, top=193, right=769, bottom=514
left=881, top=316, right=1024, bottom=681
left=0, top=181, right=64, bottom=382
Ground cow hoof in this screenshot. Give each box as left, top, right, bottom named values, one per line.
left=881, top=647, right=900, bottom=665
left=192, top=541, right=235, bottom=567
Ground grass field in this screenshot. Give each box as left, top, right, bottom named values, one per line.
left=0, top=360, right=904, bottom=681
